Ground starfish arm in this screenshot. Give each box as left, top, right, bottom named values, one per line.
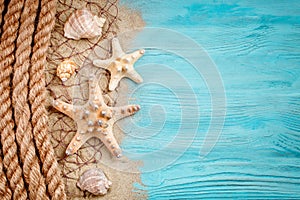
left=126, top=69, right=143, bottom=83
left=108, top=74, right=123, bottom=91
left=129, top=49, right=145, bottom=63
left=88, top=76, right=105, bottom=105
left=93, top=58, right=113, bottom=69
left=97, top=126, right=122, bottom=158
left=111, top=37, right=124, bottom=58
left=52, top=99, right=75, bottom=119
left=112, top=104, right=141, bottom=122
left=65, top=131, right=90, bottom=156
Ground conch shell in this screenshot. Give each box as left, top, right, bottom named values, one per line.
left=64, top=9, right=106, bottom=40
left=57, top=59, right=77, bottom=82
left=77, top=168, right=112, bottom=196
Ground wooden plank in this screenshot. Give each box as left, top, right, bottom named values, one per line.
left=120, top=0, right=300, bottom=199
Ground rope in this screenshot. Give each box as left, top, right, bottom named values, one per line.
left=0, top=148, right=12, bottom=200
left=0, top=0, right=29, bottom=199
left=0, top=1, right=12, bottom=198
left=13, top=0, right=51, bottom=199
left=29, top=0, right=66, bottom=199
left=0, top=0, right=4, bottom=35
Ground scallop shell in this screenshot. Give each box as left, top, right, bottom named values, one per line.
left=64, top=9, right=106, bottom=40
left=77, top=168, right=112, bottom=196
left=57, top=59, right=77, bottom=82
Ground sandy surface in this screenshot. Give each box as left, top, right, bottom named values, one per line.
left=46, top=0, right=146, bottom=199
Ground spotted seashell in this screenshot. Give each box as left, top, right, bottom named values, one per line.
left=64, top=9, right=106, bottom=40
left=77, top=168, right=112, bottom=196
left=57, top=59, right=77, bottom=82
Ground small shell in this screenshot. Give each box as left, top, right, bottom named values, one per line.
left=64, top=9, right=106, bottom=40
left=77, top=168, right=112, bottom=196
left=57, top=59, right=77, bottom=82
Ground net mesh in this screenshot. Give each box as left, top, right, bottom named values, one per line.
left=46, top=0, right=145, bottom=198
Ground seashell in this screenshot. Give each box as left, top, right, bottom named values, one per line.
left=64, top=9, right=106, bottom=40
left=57, top=59, right=77, bottom=82
left=77, top=168, right=112, bottom=196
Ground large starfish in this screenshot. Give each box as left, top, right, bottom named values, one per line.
left=93, top=37, right=145, bottom=91
left=52, top=76, right=140, bottom=158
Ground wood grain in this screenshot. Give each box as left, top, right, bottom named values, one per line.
left=120, top=0, right=300, bottom=199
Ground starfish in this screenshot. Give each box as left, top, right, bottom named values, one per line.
left=93, top=37, right=145, bottom=91
left=52, top=76, right=141, bottom=158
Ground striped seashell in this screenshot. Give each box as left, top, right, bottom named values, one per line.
left=77, top=168, right=112, bottom=196
left=57, top=59, right=77, bottom=82
left=64, top=9, right=106, bottom=40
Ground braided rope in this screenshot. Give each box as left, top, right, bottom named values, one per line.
left=0, top=149, right=12, bottom=200
left=0, top=0, right=29, bottom=199
left=29, top=0, right=66, bottom=199
left=13, top=0, right=52, bottom=199
left=0, top=0, right=4, bottom=34
left=0, top=2, right=11, bottom=198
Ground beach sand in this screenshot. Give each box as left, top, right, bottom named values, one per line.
left=46, top=0, right=146, bottom=199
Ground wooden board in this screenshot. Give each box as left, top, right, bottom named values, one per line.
left=119, top=0, right=300, bottom=199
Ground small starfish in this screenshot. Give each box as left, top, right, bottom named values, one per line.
left=93, top=37, right=145, bottom=91
left=52, top=76, right=140, bottom=158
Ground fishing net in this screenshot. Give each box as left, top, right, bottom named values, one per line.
left=46, top=0, right=145, bottom=198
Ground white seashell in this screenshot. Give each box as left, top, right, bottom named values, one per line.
left=57, top=59, right=77, bottom=82
left=64, top=9, right=106, bottom=40
left=77, top=168, right=112, bottom=196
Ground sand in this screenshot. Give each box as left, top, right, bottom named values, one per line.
left=46, top=0, right=146, bottom=199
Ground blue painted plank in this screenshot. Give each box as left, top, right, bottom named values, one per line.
left=120, top=1, right=300, bottom=199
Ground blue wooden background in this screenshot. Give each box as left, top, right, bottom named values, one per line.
left=119, top=1, right=300, bottom=199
